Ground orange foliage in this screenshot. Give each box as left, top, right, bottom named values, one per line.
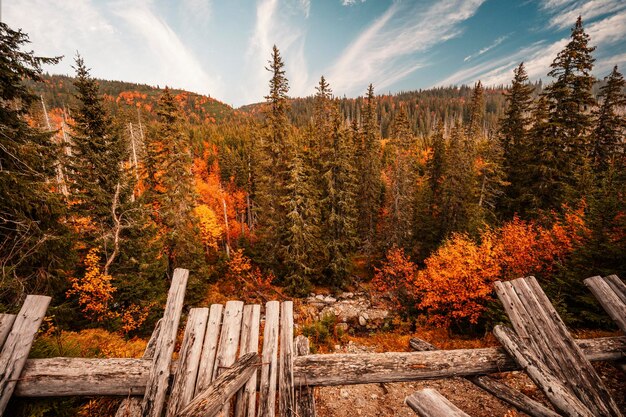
left=222, top=249, right=276, bottom=302
left=67, top=248, right=118, bottom=322
left=373, top=206, right=589, bottom=327
left=121, top=303, right=152, bottom=335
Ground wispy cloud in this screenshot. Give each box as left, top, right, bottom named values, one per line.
left=342, top=0, right=366, bottom=5
left=245, top=0, right=310, bottom=103
left=541, top=0, right=626, bottom=29
left=463, top=35, right=509, bottom=62
left=325, top=0, right=485, bottom=96
left=437, top=9, right=626, bottom=87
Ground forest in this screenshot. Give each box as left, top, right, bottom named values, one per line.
left=1, top=12, right=625, bottom=351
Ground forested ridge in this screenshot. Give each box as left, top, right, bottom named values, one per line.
left=1, top=13, right=624, bottom=346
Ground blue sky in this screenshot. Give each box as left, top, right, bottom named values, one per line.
left=4, top=0, right=625, bottom=107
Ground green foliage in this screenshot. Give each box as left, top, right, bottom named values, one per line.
left=300, top=313, right=344, bottom=353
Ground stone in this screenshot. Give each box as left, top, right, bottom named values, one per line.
left=315, top=294, right=325, bottom=300
left=358, top=315, right=367, bottom=326
left=324, top=295, right=337, bottom=303
left=340, top=389, right=349, bottom=398
left=336, top=322, right=349, bottom=333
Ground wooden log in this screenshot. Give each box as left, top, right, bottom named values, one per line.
left=234, top=304, right=261, bottom=417
left=115, top=319, right=163, bottom=417
left=11, top=336, right=625, bottom=396
left=177, top=352, right=260, bottom=417
left=294, top=335, right=316, bottom=417
left=279, top=301, right=295, bottom=417
left=291, top=335, right=626, bottom=388
left=213, top=300, right=244, bottom=416
left=584, top=276, right=626, bottom=333
left=195, top=304, right=223, bottom=395
left=493, top=325, right=592, bottom=417
left=141, top=268, right=188, bottom=417
left=258, top=300, right=280, bottom=417
left=604, top=275, right=626, bottom=304
left=0, top=315, right=16, bottom=350
left=405, top=388, right=471, bottom=417
left=0, top=294, right=51, bottom=414
left=166, top=308, right=209, bottom=417
left=408, top=337, right=559, bottom=417
left=519, top=277, right=622, bottom=417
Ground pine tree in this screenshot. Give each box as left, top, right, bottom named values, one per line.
left=356, top=84, right=383, bottom=251
left=592, top=66, right=625, bottom=172
left=466, top=80, right=485, bottom=139
left=69, top=54, right=126, bottom=227
left=254, top=45, right=293, bottom=275
left=499, top=63, right=535, bottom=217
left=544, top=16, right=596, bottom=203
left=0, top=23, right=71, bottom=307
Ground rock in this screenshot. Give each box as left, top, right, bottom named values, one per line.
left=340, top=389, right=349, bottom=399
left=324, top=295, right=337, bottom=303
left=370, top=394, right=378, bottom=400
left=358, top=315, right=367, bottom=326
left=340, top=292, right=354, bottom=299
left=315, top=294, right=325, bottom=300
left=336, top=322, right=349, bottom=333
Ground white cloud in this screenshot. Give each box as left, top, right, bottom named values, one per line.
left=342, top=0, right=366, bottom=5
left=463, top=35, right=509, bottom=62
left=541, top=0, right=626, bottom=29
left=325, top=0, right=485, bottom=96
left=244, top=0, right=310, bottom=103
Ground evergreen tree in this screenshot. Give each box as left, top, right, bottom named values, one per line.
left=145, top=87, right=198, bottom=275
left=356, top=84, right=383, bottom=251
left=69, top=54, right=126, bottom=227
left=500, top=63, right=535, bottom=217
left=0, top=23, right=71, bottom=307
left=592, top=66, right=625, bottom=172
left=466, top=80, right=484, bottom=139
left=544, top=16, right=596, bottom=204
left=254, top=45, right=292, bottom=275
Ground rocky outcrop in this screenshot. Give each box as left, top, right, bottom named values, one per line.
left=304, top=292, right=390, bottom=331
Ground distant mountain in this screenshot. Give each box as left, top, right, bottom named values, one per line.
left=30, top=74, right=237, bottom=125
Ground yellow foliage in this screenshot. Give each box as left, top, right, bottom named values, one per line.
left=195, top=204, right=223, bottom=250
left=67, top=248, right=118, bottom=322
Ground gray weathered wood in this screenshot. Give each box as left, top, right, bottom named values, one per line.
left=166, top=308, right=209, bottom=417
left=0, top=315, right=16, bottom=350
left=279, top=301, right=295, bottom=417
left=405, top=388, right=471, bottom=417
left=493, top=325, right=592, bottom=417
left=213, top=300, right=244, bottom=416
left=291, top=335, right=625, bottom=387
left=0, top=294, right=50, bottom=414
left=178, top=353, right=260, bottom=417
left=115, top=319, right=163, bottom=417
left=584, top=275, right=626, bottom=333
left=258, top=300, right=280, bottom=417
left=195, top=304, right=223, bottom=395
left=604, top=275, right=626, bottom=304
left=11, top=336, right=625, bottom=396
left=234, top=304, right=261, bottom=417
left=141, top=268, right=188, bottom=417
left=294, top=335, right=316, bottom=417
left=502, top=276, right=623, bottom=417
left=409, top=337, right=559, bottom=417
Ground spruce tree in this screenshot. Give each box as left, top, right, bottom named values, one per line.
left=544, top=16, right=596, bottom=204
left=69, top=54, right=126, bottom=227
left=356, top=84, right=383, bottom=251
left=500, top=62, right=535, bottom=218
left=592, top=66, right=625, bottom=172
left=466, top=80, right=485, bottom=139
left=0, top=23, right=71, bottom=307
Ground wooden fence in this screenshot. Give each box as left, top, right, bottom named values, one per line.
left=0, top=269, right=624, bottom=417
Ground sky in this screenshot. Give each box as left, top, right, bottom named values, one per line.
left=3, top=0, right=625, bottom=107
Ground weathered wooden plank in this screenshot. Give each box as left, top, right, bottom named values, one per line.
left=115, top=319, right=163, bottom=417
left=195, top=304, right=223, bottom=395
left=584, top=276, right=626, bottom=333
left=405, top=388, right=471, bottom=417
left=493, top=325, right=592, bottom=417
left=166, top=308, right=209, bottom=417
left=409, top=337, right=559, bottom=417
left=294, top=335, right=316, bottom=417
left=291, top=335, right=626, bottom=387
left=234, top=304, right=261, bottom=417
left=177, top=353, right=260, bottom=417
left=518, top=277, right=622, bottom=417
left=0, top=294, right=50, bottom=414
left=258, top=300, right=280, bottom=417
left=11, top=336, right=625, bottom=396
left=0, top=315, right=16, bottom=350
left=213, top=300, right=244, bottom=416
left=141, top=268, right=188, bottom=417
left=604, top=275, right=626, bottom=304
left=279, top=301, right=295, bottom=417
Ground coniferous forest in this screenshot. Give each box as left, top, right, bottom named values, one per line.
left=1, top=13, right=625, bottom=413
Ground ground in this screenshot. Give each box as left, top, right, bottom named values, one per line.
left=313, top=340, right=626, bottom=417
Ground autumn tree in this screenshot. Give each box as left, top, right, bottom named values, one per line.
left=0, top=22, right=71, bottom=307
